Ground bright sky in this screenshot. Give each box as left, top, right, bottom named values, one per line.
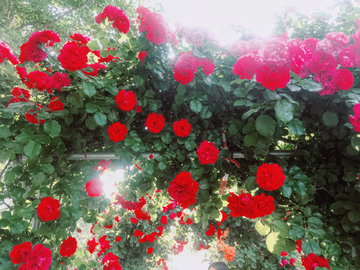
left=167, top=247, right=210, bottom=270
left=145, top=0, right=336, bottom=45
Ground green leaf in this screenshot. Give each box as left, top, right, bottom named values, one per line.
left=44, top=120, right=61, bottom=138
left=288, top=119, right=305, bottom=135
left=199, top=179, right=209, bottom=189
left=254, top=140, right=269, bottom=157
left=94, top=112, right=107, bottom=127
left=199, top=106, right=213, bottom=119
left=16, top=132, right=34, bottom=143
left=10, top=222, right=25, bottom=234
left=185, top=140, right=196, bottom=151
left=255, top=220, right=271, bottom=235
left=189, top=99, right=202, bottom=114
left=301, top=238, right=321, bottom=256
left=245, top=176, right=257, bottom=191
left=158, top=162, right=166, bottom=170
left=302, top=78, right=323, bottom=92
left=263, top=89, right=280, bottom=101
left=161, top=132, right=172, bottom=144
left=307, top=217, right=323, bottom=229
left=322, top=111, right=339, bottom=127
left=85, top=103, right=98, bottom=113
left=272, top=220, right=289, bottom=238
left=4, top=171, right=15, bottom=184
left=106, top=85, right=118, bottom=95
left=291, top=72, right=307, bottom=88
left=32, top=172, right=46, bottom=185
left=234, top=99, right=247, bottom=107
left=175, top=94, right=184, bottom=105
left=0, top=126, right=11, bottom=138
left=0, top=219, right=10, bottom=228
left=308, top=228, right=326, bottom=239
left=82, top=81, right=96, bottom=98
left=280, top=185, right=292, bottom=198
left=348, top=208, right=360, bottom=223
left=177, top=84, right=186, bottom=95
left=255, top=115, right=276, bottom=138
left=351, top=134, right=360, bottom=151
left=241, top=107, right=261, bottom=121
left=87, top=41, right=100, bottom=51
left=275, top=99, right=294, bottom=124
left=134, top=76, right=144, bottom=88
left=24, top=141, right=42, bottom=160
left=289, top=226, right=306, bottom=240
left=293, top=181, right=307, bottom=196
left=266, top=232, right=296, bottom=255
left=244, top=133, right=258, bottom=147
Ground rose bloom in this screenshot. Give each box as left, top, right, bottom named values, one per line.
left=85, top=177, right=104, bottom=197
left=160, top=216, right=168, bottom=225
left=115, top=89, right=137, bottom=111
left=256, top=163, right=286, bottom=191
left=108, top=122, right=128, bottom=143
left=168, top=171, right=199, bottom=208
left=338, top=44, right=360, bottom=68
left=199, top=57, right=215, bottom=75
left=232, top=54, right=258, bottom=80
left=86, top=237, right=99, bottom=254
left=57, top=41, right=89, bottom=72
left=18, top=244, right=52, bottom=270
left=206, top=223, right=216, bottom=236
left=173, top=119, right=191, bottom=137
left=145, top=112, right=165, bottom=133
left=0, top=40, right=19, bottom=65
left=255, top=64, right=290, bottom=91
left=70, top=33, right=90, bottom=45
left=303, top=38, right=319, bottom=52
left=115, top=236, right=121, bottom=242
left=227, top=192, right=255, bottom=218
left=307, top=51, right=338, bottom=74
left=196, top=140, right=220, bottom=165
left=48, top=96, right=64, bottom=112
left=138, top=51, right=147, bottom=63
left=350, top=103, right=360, bottom=132
left=9, top=242, right=32, bottom=264
left=37, top=197, right=61, bottom=221
left=252, top=193, right=275, bottom=217
left=25, top=103, right=46, bottom=125
left=174, top=66, right=195, bottom=85
left=16, top=66, right=27, bottom=83
left=59, top=236, right=77, bottom=257
left=336, top=68, right=353, bottom=90
left=50, top=72, right=71, bottom=91
left=95, top=5, right=130, bottom=34
left=146, top=20, right=167, bottom=46
left=82, top=63, right=107, bottom=77
left=25, top=71, right=51, bottom=92
left=147, top=247, right=153, bottom=255
left=301, top=253, right=330, bottom=270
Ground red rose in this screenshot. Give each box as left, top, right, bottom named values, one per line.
left=145, top=112, right=165, bottom=133
left=168, top=171, right=199, bottom=208
left=82, top=63, right=107, bottom=77
left=48, top=96, right=64, bottom=112
left=95, top=5, right=130, bottom=34
left=220, top=211, right=228, bottom=223
left=206, top=223, right=216, bottom=236
left=0, top=40, right=19, bottom=65
left=20, top=244, right=52, bottom=270
left=86, top=237, right=98, bottom=254
left=134, top=209, right=151, bottom=221
left=85, top=178, right=104, bottom=197
left=37, top=197, right=61, bottom=221
left=160, top=216, right=168, bottom=225
left=350, top=103, right=360, bottom=132
left=173, top=119, right=191, bottom=137
left=256, top=163, right=286, bottom=191
left=70, top=33, right=90, bottom=45
left=50, top=72, right=71, bottom=91
left=156, top=225, right=164, bottom=236
left=16, top=66, right=27, bottom=83
left=108, top=122, right=128, bottom=143
left=199, top=57, right=215, bottom=75
left=59, top=236, right=77, bottom=257
left=169, top=212, right=176, bottom=220
left=301, top=253, right=330, bottom=270
left=149, top=154, right=153, bottom=159
left=174, top=66, right=195, bottom=85
left=307, top=51, right=337, bottom=74
left=147, top=247, right=153, bottom=255
left=280, top=259, right=288, bottom=266
left=255, top=64, right=290, bottom=91
left=227, top=192, right=255, bottom=218
left=232, top=54, right=258, bottom=80
left=57, top=41, right=89, bottom=72
left=115, top=236, right=121, bottom=242
left=138, top=51, right=147, bottom=63
left=11, top=87, right=23, bottom=97
left=336, top=68, right=353, bottom=90
left=136, top=105, right=142, bottom=113
left=115, top=89, right=137, bottom=111
left=9, top=242, right=32, bottom=264
left=196, top=140, right=220, bottom=165
left=296, top=239, right=303, bottom=253
left=130, top=217, right=138, bottom=224
left=252, top=193, right=275, bottom=217
left=146, top=20, right=166, bottom=45
left=104, top=261, right=122, bottom=270
left=102, top=252, right=119, bottom=265
left=25, top=71, right=51, bottom=92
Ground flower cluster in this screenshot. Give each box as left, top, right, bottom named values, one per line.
left=173, top=50, right=215, bottom=85
left=59, top=237, right=77, bottom=257
left=168, top=171, right=199, bottom=208
left=115, top=89, right=137, bottom=111
left=175, top=23, right=218, bottom=47
left=138, top=51, right=147, bottom=63
left=37, top=196, right=61, bottom=221
left=227, top=192, right=275, bottom=219
left=19, top=30, right=60, bottom=63
left=173, top=118, right=191, bottom=137
left=232, top=32, right=354, bottom=93
left=0, top=40, right=19, bottom=65
left=108, top=122, right=128, bottom=143
left=350, top=103, right=360, bottom=132
left=85, top=178, right=104, bottom=197
left=95, top=5, right=130, bottom=34
left=10, top=243, right=52, bottom=270
left=196, top=140, right=220, bottom=165
left=136, top=6, right=178, bottom=46
left=6, top=87, right=30, bottom=108
left=301, top=253, right=330, bottom=270
left=145, top=112, right=165, bottom=133
left=256, top=163, right=286, bottom=191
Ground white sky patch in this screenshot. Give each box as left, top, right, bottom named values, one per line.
left=144, top=0, right=337, bottom=44
left=167, top=247, right=210, bottom=270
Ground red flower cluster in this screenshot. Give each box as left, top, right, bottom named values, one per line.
left=136, top=6, right=178, bottom=46
left=301, top=253, right=330, bottom=270
left=57, top=41, right=89, bottom=71
left=25, top=103, right=45, bottom=125
left=134, top=208, right=151, bottom=221
left=15, top=244, right=52, bottom=270
left=227, top=192, right=275, bottom=219
left=48, top=96, right=64, bottom=112
left=196, top=140, right=220, bottom=165
left=147, top=247, right=153, bottom=255
left=94, top=47, right=119, bottom=63
left=86, top=237, right=99, bottom=254
left=115, top=89, right=137, bottom=111
left=97, top=159, right=111, bottom=172
left=50, top=72, right=71, bottom=92
left=145, top=112, right=165, bottom=133
left=350, top=103, right=360, bottom=132
left=19, top=30, right=60, bottom=63
left=168, top=171, right=199, bottom=208
left=160, top=215, right=168, bottom=225
left=175, top=23, right=219, bottom=47
left=70, top=33, right=90, bottom=45
left=95, top=5, right=130, bottom=34
left=113, top=194, right=141, bottom=210
left=25, top=71, right=51, bottom=92
left=0, top=40, right=19, bottom=65
left=98, top=235, right=112, bottom=257
left=102, top=252, right=122, bottom=270
left=6, top=87, right=30, bottom=108
left=256, top=163, right=286, bottom=191
left=138, top=51, right=147, bottom=63
left=205, top=223, right=216, bottom=236
left=59, top=237, right=77, bottom=257
left=85, top=178, right=104, bottom=197
left=37, top=196, right=61, bottom=221
left=173, top=118, right=191, bottom=137
left=232, top=33, right=354, bottom=93
left=108, top=122, right=128, bottom=143
left=173, top=50, right=215, bottom=85
left=82, top=63, right=107, bottom=76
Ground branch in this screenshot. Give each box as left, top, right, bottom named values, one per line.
left=33, top=0, right=95, bottom=32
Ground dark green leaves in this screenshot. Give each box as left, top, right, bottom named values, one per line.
left=302, top=78, right=323, bottom=92
left=0, top=126, right=11, bottom=138
left=255, top=115, right=276, bottom=138
left=82, top=81, right=96, bottom=98
left=302, top=238, right=321, bottom=255
left=266, top=232, right=296, bottom=255
left=275, top=99, right=294, bottom=123
left=322, top=111, right=339, bottom=127
left=94, top=112, right=107, bottom=127
left=24, top=141, right=42, bottom=160
left=189, top=99, right=202, bottom=114
left=87, top=41, right=100, bottom=51
left=288, top=119, right=305, bottom=135
left=44, top=120, right=61, bottom=138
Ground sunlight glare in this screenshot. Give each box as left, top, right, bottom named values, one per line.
left=101, top=169, right=125, bottom=198
left=167, top=248, right=209, bottom=270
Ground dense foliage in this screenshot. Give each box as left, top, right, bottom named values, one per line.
left=1, top=0, right=360, bottom=269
